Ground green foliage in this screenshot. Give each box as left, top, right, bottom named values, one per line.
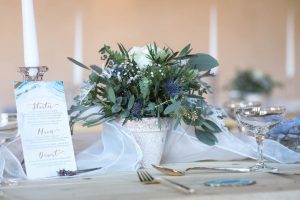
left=164, top=101, right=181, bottom=115
left=107, top=87, right=116, bottom=103
left=139, top=77, right=150, bottom=99
left=68, top=43, right=221, bottom=144
left=127, top=95, right=135, bottom=110
left=188, top=53, right=219, bottom=72
left=195, top=129, right=218, bottom=145
left=67, top=57, right=90, bottom=70
left=229, top=69, right=282, bottom=96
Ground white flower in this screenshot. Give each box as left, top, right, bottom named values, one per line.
left=128, top=46, right=150, bottom=69
left=252, top=69, right=264, bottom=80
left=128, top=44, right=167, bottom=69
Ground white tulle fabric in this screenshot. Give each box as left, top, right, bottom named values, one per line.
left=0, top=145, right=26, bottom=180
left=75, top=120, right=300, bottom=175
left=1, top=118, right=300, bottom=179
left=76, top=121, right=143, bottom=175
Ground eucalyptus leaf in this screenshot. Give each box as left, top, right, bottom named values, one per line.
left=202, top=119, right=222, bottom=133
left=188, top=53, right=218, bottom=72
left=67, top=57, right=90, bottom=70
left=164, top=101, right=181, bottom=115
left=147, top=102, right=156, bottom=111
left=90, top=65, right=103, bottom=74
left=68, top=105, right=90, bottom=114
left=112, top=104, right=122, bottom=113
left=195, top=129, right=217, bottom=145
left=107, top=87, right=116, bottom=103
left=85, top=117, right=112, bottom=127
left=89, top=72, right=101, bottom=83
left=121, top=110, right=130, bottom=118
left=127, top=95, right=135, bottom=110
left=116, top=97, right=123, bottom=105
left=191, top=118, right=203, bottom=126
left=83, top=116, right=105, bottom=126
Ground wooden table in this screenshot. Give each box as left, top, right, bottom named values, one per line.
left=2, top=161, right=300, bottom=200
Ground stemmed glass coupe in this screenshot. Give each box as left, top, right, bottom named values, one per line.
left=236, top=106, right=286, bottom=172
left=0, top=113, right=19, bottom=186
left=224, top=101, right=261, bottom=133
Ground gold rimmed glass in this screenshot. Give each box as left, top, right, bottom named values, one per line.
left=236, top=106, right=286, bottom=172
left=224, top=100, right=261, bottom=119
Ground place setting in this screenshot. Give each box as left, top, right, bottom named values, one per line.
left=2, top=42, right=300, bottom=195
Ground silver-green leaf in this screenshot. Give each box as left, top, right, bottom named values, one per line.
left=127, top=95, right=135, bottom=110
left=164, top=101, right=181, bottom=115
left=188, top=53, right=218, bottom=72
left=107, top=87, right=116, bottom=103
left=67, top=57, right=90, bottom=70
left=90, top=65, right=102, bottom=75
left=195, top=129, right=217, bottom=146
left=112, top=104, right=122, bottom=113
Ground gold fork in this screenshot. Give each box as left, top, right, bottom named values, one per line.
left=137, top=169, right=195, bottom=194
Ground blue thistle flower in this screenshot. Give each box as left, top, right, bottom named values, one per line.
left=131, top=99, right=143, bottom=118
left=166, top=80, right=181, bottom=98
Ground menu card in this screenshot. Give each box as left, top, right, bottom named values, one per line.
left=14, top=81, right=77, bottom=179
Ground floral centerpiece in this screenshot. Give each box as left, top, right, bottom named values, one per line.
left=68, top=43, right=221, bottom=145
left=229, top=69, right=281, bottom=100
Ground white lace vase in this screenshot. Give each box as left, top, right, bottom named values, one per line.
left=123, top=118, right=170, bottom=168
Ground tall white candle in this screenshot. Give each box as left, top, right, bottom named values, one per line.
left=209, top=3, right=219, bottom=104
left=209, top=4, right=218, bottom=75
left=73, top=13, right=83, bottom=86
left=285, top=9, right=295, bottom=78
left=21, top=0, right=39, bottom=67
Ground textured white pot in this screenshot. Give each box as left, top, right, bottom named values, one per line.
left=123, top=118, right=170, bottom=168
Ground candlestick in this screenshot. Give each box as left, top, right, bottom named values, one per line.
left=21, top=0, right=39, bottom=67
left=19, top=66, right=48, bottom=81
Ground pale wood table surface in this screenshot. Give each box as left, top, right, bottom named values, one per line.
left=1, top=161, right=300, bottom=200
